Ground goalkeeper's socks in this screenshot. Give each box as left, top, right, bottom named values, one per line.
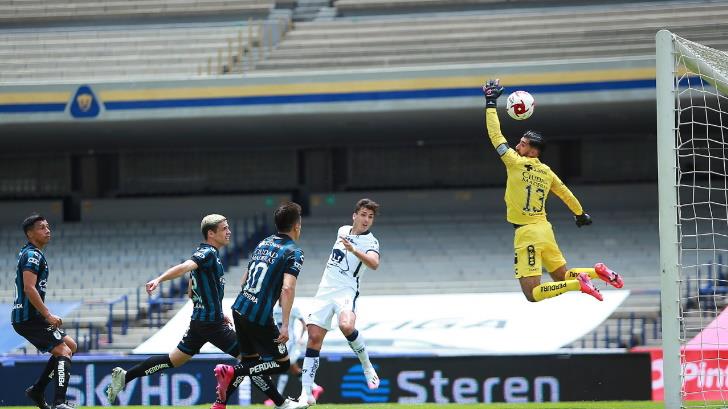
left=346, top=330, right=373, bottom=370
left=301, top=348, right=320, bottom=396
left=532, top=280, right=580, bottom=301
left=564, top=268, right=596, bottom=280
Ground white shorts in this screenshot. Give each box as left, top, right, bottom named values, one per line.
left=306, top=287, right=358, bottom=331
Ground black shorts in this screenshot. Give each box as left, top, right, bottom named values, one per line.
left=233, top=310, right=287, bottom=361
left=13, top=318, right=67, bottom=353
left=177, top=320, right=239, bottom=357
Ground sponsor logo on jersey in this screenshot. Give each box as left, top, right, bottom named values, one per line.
left=28, top=257, right=40, bottom=266
left=243, top=291, right=259, bottom=304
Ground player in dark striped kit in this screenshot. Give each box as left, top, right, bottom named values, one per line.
left=106, top=215, right=285, bottom=408
left=213, top=202, right=308, bottom=409
left=12, top=214, right=77, bottom=409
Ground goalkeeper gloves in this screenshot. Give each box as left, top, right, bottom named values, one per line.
left=574, top=213, right=592, bottom=228
left=482, top=78, right=504, bottom=108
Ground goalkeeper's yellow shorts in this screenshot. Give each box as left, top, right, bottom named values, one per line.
left=513, top=221, right=567, bottom=278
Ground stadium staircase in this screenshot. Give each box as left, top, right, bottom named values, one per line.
left=290, top=0, right=333, bottom=22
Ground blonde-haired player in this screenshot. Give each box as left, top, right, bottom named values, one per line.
left=483, top=79, right=625, bottom=302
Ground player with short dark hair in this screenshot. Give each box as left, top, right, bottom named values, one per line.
left=482, top=79, right=625, bottom=302
left=213, top=202, right=308, bottom=409
left=299, top=199, right=381, bottom=406
left=106, top=214, right=284, bottom=408
left=13, top=214, right=77, bottom=409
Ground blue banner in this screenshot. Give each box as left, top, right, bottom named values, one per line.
left=0, top=355, right=238, bottom=406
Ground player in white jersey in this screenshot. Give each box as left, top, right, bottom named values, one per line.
left=299, top=199, right=381, bottom=406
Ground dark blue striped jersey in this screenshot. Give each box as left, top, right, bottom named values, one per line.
left=233, top=234, right=304, bottom=326
left=12, top=243, right=49, bottom=323
left=189, top=243, right=226, bottom=322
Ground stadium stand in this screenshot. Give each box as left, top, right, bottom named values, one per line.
left=4, top=1, right=727, bottom=80
left=0, top=0, right=274, bottom=24
left=256, top=1, right=728, bottom=71
left=0, top=21, right=285, bottom=81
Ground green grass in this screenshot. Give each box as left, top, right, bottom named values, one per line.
left=4, top=403, right=669, bottom=409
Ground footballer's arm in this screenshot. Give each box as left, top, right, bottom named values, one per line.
left=146, top=259, right=198, bottom=295
left=23, top=270, right=61, bottom=327
left=277, top=273, right=297, bottom=344
left=549, top=172, right=584, bottom=216
left=485, top=108, right=519, bottom=166
left=340, top=237, right=379, bottom=270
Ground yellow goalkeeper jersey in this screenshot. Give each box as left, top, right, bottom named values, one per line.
left=485, top=107, right=583, bottom=225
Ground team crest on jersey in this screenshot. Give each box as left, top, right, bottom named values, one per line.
left=328, top=248, right=350, bottom=273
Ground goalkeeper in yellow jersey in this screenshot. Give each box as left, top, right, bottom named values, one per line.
left=482, top=79, right=624, bottom=302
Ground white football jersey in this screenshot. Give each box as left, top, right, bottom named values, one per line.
left=317, top=225, right=380, bottom=291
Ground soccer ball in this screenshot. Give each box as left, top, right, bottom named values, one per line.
left=506, top=91, right=535, bottom=120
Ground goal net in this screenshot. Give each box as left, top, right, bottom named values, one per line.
left=657, top=30, right=728, bottom=409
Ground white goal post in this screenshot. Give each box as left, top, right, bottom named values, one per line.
left=657, top=29, right=728, bottom=409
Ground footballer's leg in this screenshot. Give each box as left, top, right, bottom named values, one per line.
left=531, top=230, right=603, bottom=301
left=300, top=298, right=337, bottom=405
left=339, top=311, right=378, bottom=389
left=210, top=320, right=290, bottom=409
left=107, top=347, right=192, bottom=404
left=15, top=319, right=68, bottom=409
left=300, top=324, right=326, bottom=405
left=542, top=265, right=602, bottom=301
left=563, top=264, right=624, bottom=288
left=49, top=340, right=73, bottom=408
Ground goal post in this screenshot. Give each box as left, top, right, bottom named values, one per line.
left=656, top=29, right=681, bottom=409
left=657, top=29, right=728, bottom=409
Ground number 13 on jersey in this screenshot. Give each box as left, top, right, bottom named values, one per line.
left=523, top=184, right=545, bottom=213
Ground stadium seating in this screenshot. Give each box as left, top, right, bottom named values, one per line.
left=256, top=2, right=728, bottom=71
left=3, top=1, right=727, bottom=81
left=0, top=0, right=274, bottom=24
left=0, top=21, right=274, bottom=81
left=334, top=0, right=583, bottom=16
